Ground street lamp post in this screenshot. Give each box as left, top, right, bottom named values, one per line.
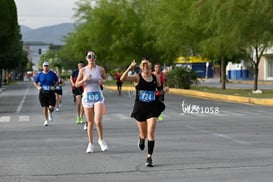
left=205, top=62, right=209, bottom=79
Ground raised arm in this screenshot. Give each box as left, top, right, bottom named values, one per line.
left=120, top=60, right=139, bottom=83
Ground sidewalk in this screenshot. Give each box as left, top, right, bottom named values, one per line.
left=199, top=78, right=273, bottom=89
left=104, top=78, right=273, bottom=106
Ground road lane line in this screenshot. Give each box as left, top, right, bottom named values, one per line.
left=210, top=132, right=250, bottom=145
left=16, top=84, right=31, bottom=113
left=185, top=125, right=250, bottom=145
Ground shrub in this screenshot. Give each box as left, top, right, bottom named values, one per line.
left=167, top=67, right=199, bottom=89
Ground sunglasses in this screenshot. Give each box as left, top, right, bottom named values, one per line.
left=142, top=62, right=148, bottom=67
left=87, top=54, right=96, bottom=59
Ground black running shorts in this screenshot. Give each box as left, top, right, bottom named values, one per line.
left=39, top=91, right=56, bottom=107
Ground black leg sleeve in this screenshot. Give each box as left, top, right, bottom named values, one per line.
left=148, top=140, right=155, bottom=155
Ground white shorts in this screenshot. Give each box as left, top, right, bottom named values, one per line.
left=82, top=90, right=104, bottom=108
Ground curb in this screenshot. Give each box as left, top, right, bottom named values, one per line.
left=169, top=88, right=273, bottom=106
left=104, top=85, right=273, bottom=106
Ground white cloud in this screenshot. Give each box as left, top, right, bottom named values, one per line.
left=15, top=0, right=79, bottom=29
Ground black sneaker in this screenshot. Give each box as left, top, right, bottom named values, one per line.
left=138, top=138, right=145, bottom=151
left=145, top=157, right=153, bottom=167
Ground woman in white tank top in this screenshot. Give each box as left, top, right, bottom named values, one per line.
left=75, top=50, right=109, bottom=153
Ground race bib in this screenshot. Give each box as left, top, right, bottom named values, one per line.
left=139, top=90, right=155, bottom=102
left=55, top=86, right=61, bottom=90
left=42, top=85, right=51, bottom=91
left=87, top=91, right=102, bottom=102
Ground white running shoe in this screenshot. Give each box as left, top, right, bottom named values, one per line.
left=86, top=143, right=94, bottom=153
left=55, top=107, right=59, bottom=112
left=48, top=110, right=53, bottom=121
left=43, top=120, right=48, bottom=126
left=98, top=139, right=109, bottom=151
left=83, top=122, right=88, bottom=131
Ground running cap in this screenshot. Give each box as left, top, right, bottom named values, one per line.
left=43, top=62, right=49, bottom=66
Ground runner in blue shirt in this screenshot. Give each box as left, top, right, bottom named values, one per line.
left=33, top=62, right=58, bottom=126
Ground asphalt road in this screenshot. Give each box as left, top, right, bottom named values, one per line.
left=0, top=81, right=273, bottom=182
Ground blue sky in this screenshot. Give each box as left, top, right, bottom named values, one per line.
left=14, top=0, right=79, bottom=29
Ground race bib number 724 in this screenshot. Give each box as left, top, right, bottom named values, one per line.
left=139, top=90, right=155, bottom=102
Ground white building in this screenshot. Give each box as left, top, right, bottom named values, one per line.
left=258, top=47, right=273, bottom=81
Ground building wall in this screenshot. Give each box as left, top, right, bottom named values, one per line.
left=263, top=55, right=273, bottom=81
left=226, top=61, right=252, bottom=80
left=258, top=57, right=265, bottom=80
left=227, top=56, right=273, bottom=81
left=261, top=47, right=273, bottom=81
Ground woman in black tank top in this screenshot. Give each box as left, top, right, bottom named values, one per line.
left=120, top=58, right=165, bottom=167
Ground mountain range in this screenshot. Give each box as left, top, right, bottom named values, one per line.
left=20, top=23, right=75, bottom=45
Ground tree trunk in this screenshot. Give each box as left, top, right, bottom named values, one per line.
left=221, top=55, right=226, bottom=90
left=253, top=64, right=258, bottom=91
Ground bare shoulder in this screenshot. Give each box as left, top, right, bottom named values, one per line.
left=98, top=66, right=106, bottom=74
left=98, top=65, right=105, bottom=71
left=79, top=66, right=86, bottom=75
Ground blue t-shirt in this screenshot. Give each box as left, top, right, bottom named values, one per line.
left=35, top=71, right=58, bottom=91
left=72, top=69, right=79, bottom=80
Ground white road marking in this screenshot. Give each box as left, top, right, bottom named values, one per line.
left=0, top=116, right=11, bottom=123
left=19, top=115, right=30, bottom=122
left=112, top=113, right=130, bottom=119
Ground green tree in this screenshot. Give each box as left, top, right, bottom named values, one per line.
left=61, top=0, right=163, bottom=71
left=0, top=0, right=22, bottom=67
left=190, top=0, right=245, bottom=89
left=0, top=0, right=25, bottom=82
left=60, top=0, right=273, bottom=90
left=234, top=0, right=273, bottom=90
left=144, top=0, right=199, bottom=62
left=39, top=50, right=61, bottom=72
left=146, top=0, right=273, bottom=91
left=197, top=0, right=273, bottom=90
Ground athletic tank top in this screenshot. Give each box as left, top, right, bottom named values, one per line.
left=83, top=65, right=102, bottom=92
left=135, top=73, right=157, bottom=102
